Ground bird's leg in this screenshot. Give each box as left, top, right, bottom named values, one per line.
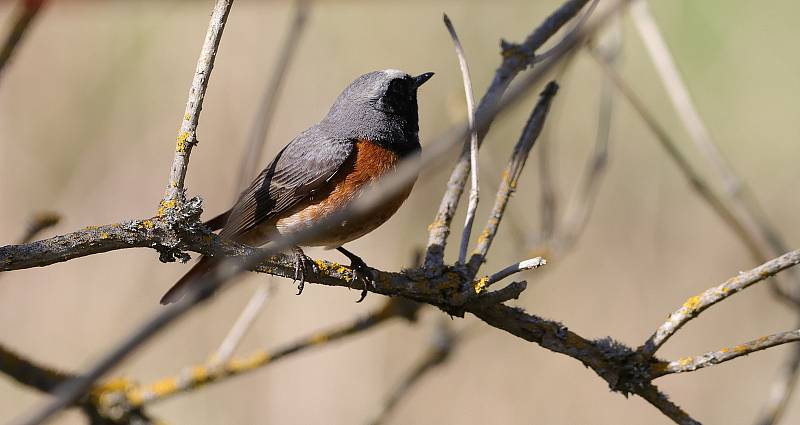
left=337, top=246, right=374, bottom=303
left=291, top=246, right=314, bottom=295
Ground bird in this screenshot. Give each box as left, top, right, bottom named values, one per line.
left=160, top=69, right=434, bottom=305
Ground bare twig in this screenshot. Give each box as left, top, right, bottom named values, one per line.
left=630, top=0, right=800, bottom=306
left=555, top=23, right=621, bottom=254
left=589, top=46, right=800, bottom=307
left=424, top=0, right=594, bottom=271
left=653, top=329, right=800, bottom=377
left=209, top=282, right=274, bottom=366
left=0, top=0, right=46, bottom=80
left=755, top=340, right=800, bottom=425
left=161, top=0, right=234, bottom=212
left=640, top=249, right=800, bottom=357
left=483, top=257, right=546, bottom=288
left=18, top=211, right=60, bottom=244
left=99, top=299, right=419, bottom=409
left=468, top=82, right=559, bottom=270
left=443, top=13, right=480, bottom=265
left=370, top=320, right=456, bottom=425
left=235, top=0, right=310, bottom=191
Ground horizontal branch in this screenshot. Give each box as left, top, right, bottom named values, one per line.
left=640, top=249, right=800, bottom=357
left=653, top=329, right=800, bottom=377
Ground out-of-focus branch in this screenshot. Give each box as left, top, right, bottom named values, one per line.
left=442, top=13, right=480, bottom=265
left=652, top=329, right=800, bottom=377
left=209, top=282, right=274, bottom=366
left=235, top=0, right=309, bottom=191
left=0, top=0, right=46, bottom=80
left=755, top=340, right=800, bottom=425
left=640, top=249, right=800, bottom=357
left=630, top=0, right=800, bottom=306
left=95, top=298, right=420, bottom=410
left=17, top=211, right=60, bottom=244
left=161, top=0, right=234, bottom=212
left=424, top=0, right=594, bottom=271
left=468, top=82, right=558, bottom=270
left=554, top=23, right=621, bottom=254
left=369, top=320, right=456, bottom=425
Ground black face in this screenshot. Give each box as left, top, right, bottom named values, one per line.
left=376, top=75, right=417, bottom=116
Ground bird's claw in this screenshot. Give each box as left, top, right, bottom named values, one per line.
left=292, top=247, right=315, bottom=295
left=337, top=247, right=374, bottom=302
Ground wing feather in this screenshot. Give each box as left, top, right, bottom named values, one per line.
left=220, top=128, right=354, bottom=240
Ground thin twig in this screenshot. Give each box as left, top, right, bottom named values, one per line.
left=424, top=0, right=594, bottom=271
left=234, top=0, right=310, bottom=191
left=483, top=257, right=546, bottom=288
left=0, top=0, right=46, bottom=80
left=443, top=13, right=480, bottom=265
left=209, top=282, right=274, bottom=366
left=100, top=299, right=418, bottom=409
left=468, top=82, right=559, bottom=271
left=640, top=249, right=800, bottom=357
left=555, top=22, right=621, bottom=254
left=589, top=46, right=800, bottom=307
left=754, top=339, right=800, bottom=425
left=18, top=211, right=60, bottom=244
left=160, top=0, right=234, bottom=212
left=652, top=329, right=800, bottom=377
left=369, top=320, right=456, bottom=425
left=630, top=0, right=800, bottom=306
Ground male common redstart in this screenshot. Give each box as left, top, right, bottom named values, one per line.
left=161, top=69, right=434, bottom=304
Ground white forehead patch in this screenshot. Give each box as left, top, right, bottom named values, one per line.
left=381, top=69, right=407, bottom=79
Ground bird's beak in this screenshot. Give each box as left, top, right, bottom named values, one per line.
left=413, top=72, right=435, bottom=88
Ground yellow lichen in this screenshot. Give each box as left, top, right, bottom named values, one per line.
left=151, top=378, right=178, bottom=395
left=158, top=199, right=177, bottom=217
left=733, top=344, right=748, bottom=353
left=474, top=276, right=490, bottom=294
left=677, top=356, right=693, bottom=367
left=310, top=332, right=329, bottom=345
left=184, top=113, right=191, bottom=121
left=100, top=232, right=109, bottom=239
left=682, top=295, right=702, bottom=311
left=176, top=131, right=190, bottom=153
left=140, top=220, right=155, bottom=230
left=190, top=366, right=209, bottom=382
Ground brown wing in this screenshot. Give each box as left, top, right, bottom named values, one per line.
left=220, top=128, right=355, bottom=240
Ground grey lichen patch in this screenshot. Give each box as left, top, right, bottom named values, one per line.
left=593, top=337, right=653, bottom=397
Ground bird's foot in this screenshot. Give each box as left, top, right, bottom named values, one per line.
left=337, top=246, right=374, bottom=302
left=291, top=247, right=315, bottom=295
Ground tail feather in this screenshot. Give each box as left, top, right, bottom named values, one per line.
left=160, top=256, right=216, bottom=305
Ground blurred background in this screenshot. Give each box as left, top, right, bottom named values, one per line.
left=1, top=0, right=799, bottom=424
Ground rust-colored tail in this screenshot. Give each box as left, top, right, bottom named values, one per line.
left=160, top=256, right=216, bottom=305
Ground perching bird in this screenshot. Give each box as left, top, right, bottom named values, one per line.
left=161, top=69, right=434, bottom=304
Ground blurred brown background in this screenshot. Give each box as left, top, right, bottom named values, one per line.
left=2, top=0, right=800, bottom=424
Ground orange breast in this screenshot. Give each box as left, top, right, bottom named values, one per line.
left=272, top=139, right=417, bottom=248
